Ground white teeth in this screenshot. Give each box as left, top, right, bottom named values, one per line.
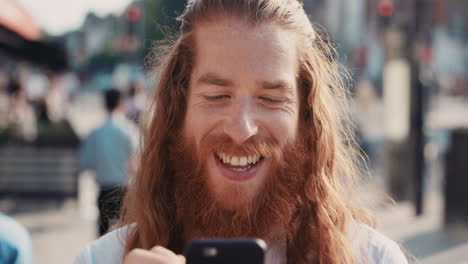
left=239, top=157, right=247, bottom=166
left=252, top=154, right=259, bottom=164
left=231, top=156, right=239, bottom=166
left=217, top=153, right=262, bottom=166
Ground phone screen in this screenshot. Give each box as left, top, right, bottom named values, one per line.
left=185, top=239, right=266, bottom=264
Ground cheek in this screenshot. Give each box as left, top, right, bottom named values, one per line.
left=184, top=105, right=224, bottom=147
left=260, top=111, right=299, bottom=146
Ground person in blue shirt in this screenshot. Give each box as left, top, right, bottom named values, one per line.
left=0, top=213, right=34, bottom=264
left=79, top=89, right=140, bottom=236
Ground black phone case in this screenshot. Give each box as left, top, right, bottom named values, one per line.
left=185, top=239, right=266, bottom=264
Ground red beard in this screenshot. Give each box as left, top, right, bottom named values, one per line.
left=170, top=134, right=308, bottom=242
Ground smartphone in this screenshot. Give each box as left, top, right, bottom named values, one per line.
left=184, top=239, right=266, bottom=264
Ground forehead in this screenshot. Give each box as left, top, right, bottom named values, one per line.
left=191, top=18, right=298, bottom=87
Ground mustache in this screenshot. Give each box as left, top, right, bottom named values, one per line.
left=200, top=134, right=284, bottom=163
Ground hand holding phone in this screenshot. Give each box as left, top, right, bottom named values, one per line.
left=185, top=239, right=266, bottom=264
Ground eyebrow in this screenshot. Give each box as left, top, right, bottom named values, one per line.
left=196, top=72, right=294, bottom=93
left=196, top=73, right=234, bottom=87
left=261, top=80, right=294, bottom=92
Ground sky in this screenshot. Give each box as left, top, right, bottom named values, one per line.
left=17, top=0, right=134, bottom=35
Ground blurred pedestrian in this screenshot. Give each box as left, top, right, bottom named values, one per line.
left=44, top=73, right=69, bottom=124
left=79, top=89, right=139, bottom=236
left=0, top=213, right=34, bottom=264
left=352, top=78, right=383, bottom=166
left=124, top=81, right=147, bottom=123
left=6, top=79, right=37, bottom=142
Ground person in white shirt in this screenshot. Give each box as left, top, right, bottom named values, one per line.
left=76, top=0, right=409, bottom=263
left=79, top=89, right=139, bottom=236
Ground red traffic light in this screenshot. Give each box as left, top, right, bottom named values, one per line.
left=379, top=0, right=394, bottom=17
left=125, top=5, right=141, bottom=22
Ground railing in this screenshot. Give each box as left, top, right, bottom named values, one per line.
left=0, top=144, right=78, bottom=198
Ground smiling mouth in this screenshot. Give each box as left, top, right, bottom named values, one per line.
left=212, top=152, right=265, bottom=182
left=215, top=152, right=264, bottom=171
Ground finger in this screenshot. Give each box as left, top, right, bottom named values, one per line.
left=176, top=254, right=186, bottom=264
left=124, top=248, right=170, bottom=264
left=150, top=245, right=177, bottom=257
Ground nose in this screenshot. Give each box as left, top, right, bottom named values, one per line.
left=223, top=98, right=259, bottom=145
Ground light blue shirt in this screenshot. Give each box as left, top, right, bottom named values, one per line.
left=79, top=113, right=139, bottom=187
left=0, top=214, right=34, bottom=264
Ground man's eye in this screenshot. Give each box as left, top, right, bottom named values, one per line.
left=259, top=96, right=285, bottom=104
left=204, top=95, right=230, bottom=101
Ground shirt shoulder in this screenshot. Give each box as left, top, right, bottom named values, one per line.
left=74, top=226, right=129, bottom=264
left=111, top=115, right=140, bottom=150
left=351, top=222, right=408, bottom=264
left=0, top=214, right=34, bottom=264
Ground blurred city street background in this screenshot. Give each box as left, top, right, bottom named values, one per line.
left=2, top=0, right=468, bottom=263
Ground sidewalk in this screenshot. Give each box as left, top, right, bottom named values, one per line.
left=1, top=172, right=99, bottom=264
left=11, top=200, right=95, bottom=264
left=374, top=194, right=468, bottom=263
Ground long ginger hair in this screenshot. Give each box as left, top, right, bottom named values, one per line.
left=120, top=0, right=375, bottom=263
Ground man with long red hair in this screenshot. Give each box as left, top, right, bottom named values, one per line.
left=76, top=0, right=408, bottom=263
